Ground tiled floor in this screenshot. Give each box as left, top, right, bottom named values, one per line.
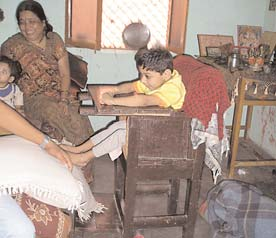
left=72, top=153, right=276, bottom=238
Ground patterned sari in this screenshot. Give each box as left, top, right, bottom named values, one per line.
left=1, top=32, right=93, bottom=145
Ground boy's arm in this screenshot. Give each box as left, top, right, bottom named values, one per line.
left=98, top=81, right=137, bottom=104
left=102, top=93, right=164, bottom=107
left=115, top=81, right=137, bottom=94
left=99, top=81, right=136, bottom=95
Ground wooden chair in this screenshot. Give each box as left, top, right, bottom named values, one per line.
left=115, top=114, right=205, bottom=238
left=79, top=86, right=206, bottom=238
left=229, top=77, right=276, bottom=178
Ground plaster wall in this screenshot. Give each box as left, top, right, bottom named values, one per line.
left=0, top=0, right=275, bottom=157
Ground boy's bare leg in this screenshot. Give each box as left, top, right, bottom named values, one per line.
left=68, top=150, right=95, bottom=167
left=61, top=139, right=94, bottom=153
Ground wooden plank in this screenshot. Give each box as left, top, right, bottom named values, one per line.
left=232, top=138, right=276, bottom=170
left=133, top=215, right=188, bottom=227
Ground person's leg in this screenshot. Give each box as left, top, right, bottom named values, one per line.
left=66, top=121, right=127, bottom=165
left=0, top=195, right=35, bottom=238
left=61, top=120, right=126, bottom=154
left=91, top=120, right=126, bottom=145
left=92, top=120, right=126, bottom=159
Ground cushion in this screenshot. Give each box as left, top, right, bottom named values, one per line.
left=201, top=180, right=276, bottom=238
left=0, top=135, right=105, bottom=221
left=15, top=193, right=71, bottom=238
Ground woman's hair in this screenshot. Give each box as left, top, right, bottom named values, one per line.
left=0, top=56, right=22, bottom=80
left=135, top=47, right=173, bottom=74
left=16, top=0, right=53, bottom=36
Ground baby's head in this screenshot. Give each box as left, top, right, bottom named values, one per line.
left=135, top=48, right=173, bottom=90
left=0, top=56, right=22, bottom=87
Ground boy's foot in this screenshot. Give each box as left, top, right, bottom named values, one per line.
left=67, top=151, right=92, bottom=167
left=60, top=144, right=81, bottom=153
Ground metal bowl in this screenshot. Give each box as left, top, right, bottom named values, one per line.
left=122, top=22, right=150, bottom=50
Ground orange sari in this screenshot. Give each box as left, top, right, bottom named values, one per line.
left=1, top=32, right=93, bottom=145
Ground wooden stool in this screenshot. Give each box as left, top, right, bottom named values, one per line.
left=229, top=77, right=276, bottom=178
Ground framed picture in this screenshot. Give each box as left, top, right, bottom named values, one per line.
left=237, top=25, right=262, bottom=48
left=260, top=31, right=276, bottom=56
left=197, top=34, right=234, bottom=56
left=206, top=47, right=221, bottom=58
left=269, top=0, right=276, bottom=10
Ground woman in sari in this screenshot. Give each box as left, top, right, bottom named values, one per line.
left=1, top=0, right=93, bottom=145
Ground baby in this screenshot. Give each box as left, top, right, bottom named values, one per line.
left=0, top=56, right=23, bottom=114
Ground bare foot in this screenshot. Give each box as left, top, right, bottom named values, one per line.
left=67, top=151, right=93, bottom=167
left=60, top=144, right=82, bottom=154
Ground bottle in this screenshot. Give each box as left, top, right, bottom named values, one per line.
left=229, top=52, right=240, bottom=72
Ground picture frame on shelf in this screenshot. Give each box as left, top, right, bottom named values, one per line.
left=269, top=0, right=276, bottom=11
left=197, top=34, right=234, bottom=57
left=260, top=31, right=276, bottom=56
left=206, top=47, right=222, bottom=58
left=237, top=25, right=262, bottom=48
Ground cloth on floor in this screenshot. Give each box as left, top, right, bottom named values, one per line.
left=72, top=166, right=107, bottom=221
left=201, top=179, right=276, bottom=238
left=173, top=54, right=230, bottom=140
left=191, top=112, right=229, bottom=184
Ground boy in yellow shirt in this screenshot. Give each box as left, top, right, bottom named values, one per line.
left=62, top=48, right=186, bottom=165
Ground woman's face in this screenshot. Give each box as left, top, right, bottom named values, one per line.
left=18, top=10, right=45, bottom=43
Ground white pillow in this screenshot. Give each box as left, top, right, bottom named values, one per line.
left=0, top=135, right=105, bottom=221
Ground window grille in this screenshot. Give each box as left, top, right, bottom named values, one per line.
left=65, top=0, right=189, bottom=54
left=101, top=0, right=170, bottom=49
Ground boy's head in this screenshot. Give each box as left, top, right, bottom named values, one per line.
left=0, top=56, right=22, bottom=87
left=135, top=48, right=173, bottom=90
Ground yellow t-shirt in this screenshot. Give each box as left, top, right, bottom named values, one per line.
left=134, top=70, right=185, bottom=110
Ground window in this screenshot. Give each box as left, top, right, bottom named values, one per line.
left=65, top=0, right=189, bottom=54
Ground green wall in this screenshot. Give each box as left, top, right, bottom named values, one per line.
left=0, top=0, right=275, bottom=157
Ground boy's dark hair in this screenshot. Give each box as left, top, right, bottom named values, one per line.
left=0, top=56, right=22, bottom=80
left=135, top=48, right=173, bottom=74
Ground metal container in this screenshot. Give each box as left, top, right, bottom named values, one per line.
left=228, top=52, right=241, bottom=72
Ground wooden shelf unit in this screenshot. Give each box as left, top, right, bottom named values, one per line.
left=229, top=77, right=276, bottom=178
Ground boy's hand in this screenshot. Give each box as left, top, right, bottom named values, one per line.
left=101, top=93, right=114, bottom=105
left=98, top=86, right=116, bottom=103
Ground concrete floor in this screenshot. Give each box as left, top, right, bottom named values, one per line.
left=72, top=153, right=276, bottom=238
